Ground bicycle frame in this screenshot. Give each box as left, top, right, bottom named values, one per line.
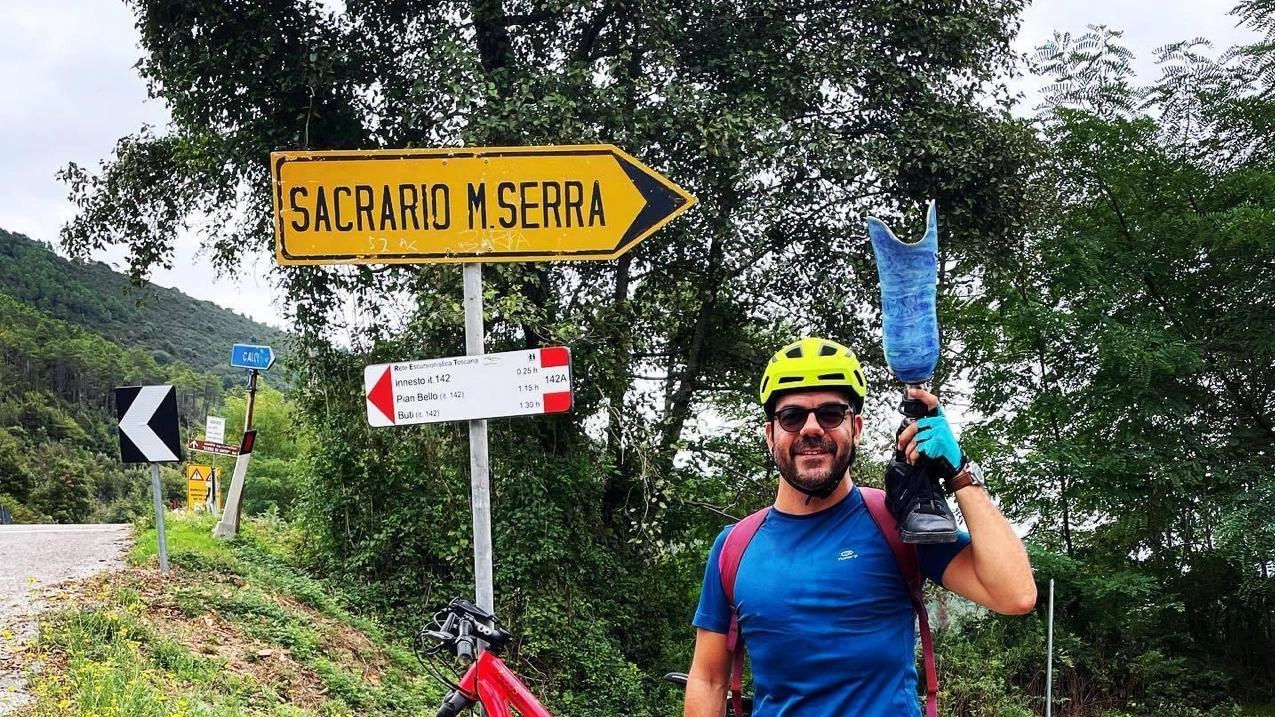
left=455, top=650, right=552, bottom=717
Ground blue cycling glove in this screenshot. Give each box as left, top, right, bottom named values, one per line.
left=915, top=406, right=965, bottom=478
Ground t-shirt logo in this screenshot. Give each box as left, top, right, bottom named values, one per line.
left=838, top=549, right=858, bottom=561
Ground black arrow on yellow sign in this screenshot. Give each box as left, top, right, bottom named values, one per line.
left=271, top=144, right=697, bottom=264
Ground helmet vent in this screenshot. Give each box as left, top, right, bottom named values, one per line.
left=785, top=346, right=803, bottom=359
left=818, top=373, right=845, bottom=381
left=777, top=376, right=804, bottom=384
left=854, top=369, right=865, bottom=385
left=819, top=344, right=838, bottom=356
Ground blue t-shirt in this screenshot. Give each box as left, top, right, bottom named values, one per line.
left=693, top=486, right=970, bottom=717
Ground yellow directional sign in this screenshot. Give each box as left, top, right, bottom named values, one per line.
left=271, top=145, right=697, bottom=264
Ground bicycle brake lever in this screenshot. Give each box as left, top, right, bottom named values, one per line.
left=451, top=598, right=496, bottom=622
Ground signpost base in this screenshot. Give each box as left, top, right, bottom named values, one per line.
left=213, top=431, right=256, bottom=539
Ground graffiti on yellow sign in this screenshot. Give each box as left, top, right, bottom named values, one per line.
left=271, top=145, right=696, bottom=264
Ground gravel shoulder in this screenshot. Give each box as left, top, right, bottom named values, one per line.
left=0, top=524, right=133, bottom=714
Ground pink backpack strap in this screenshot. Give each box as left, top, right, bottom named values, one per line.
left=718, top=507, right=769, bottom=717
left=861, top=486, right=939, bottom=717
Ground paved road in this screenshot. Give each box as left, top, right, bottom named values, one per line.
left=0, top=524, right=133, bottom=620
left=0, top=524, right=132, bottom=714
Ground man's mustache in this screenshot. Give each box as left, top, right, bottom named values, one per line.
left=790, top=437, right=836, bottom=455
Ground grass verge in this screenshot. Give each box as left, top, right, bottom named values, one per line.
left=16, top=512, right=444, bottom=716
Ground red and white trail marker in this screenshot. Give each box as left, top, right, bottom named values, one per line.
left=364, top=346, right=573, bottom=427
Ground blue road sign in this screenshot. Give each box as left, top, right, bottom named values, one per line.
left=231, top=343, right=276, bottom=371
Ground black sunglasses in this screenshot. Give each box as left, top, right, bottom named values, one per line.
left=773, top=403, right=854, bottom=433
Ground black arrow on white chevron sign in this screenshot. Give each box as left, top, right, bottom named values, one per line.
left=115, top=385, right=181, bottom=463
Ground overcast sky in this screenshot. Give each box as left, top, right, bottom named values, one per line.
left=0, top=1, right=1257, bottom=333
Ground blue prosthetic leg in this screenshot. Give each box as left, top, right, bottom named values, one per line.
left=868, top=201, right=957, bottom=543
left=867, top=200, right=940, bottom=412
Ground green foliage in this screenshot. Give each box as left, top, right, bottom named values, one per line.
left=29, top=451, right=95, bottom=524
left=950, top=16, right=1275, bottom=714
left=0, top=427, right=34, bottom=501
left=0, top=284, right=234, bottom=523
left=238, top=458, right=302, bottom=517
left=223, top=382, right=304, bottom=462
left=936, top=615, right=1038, bottom=717
left=0, top=492, right=50, bottom=523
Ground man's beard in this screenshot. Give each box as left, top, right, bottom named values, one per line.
left=775, top=435, right=856, bottom=497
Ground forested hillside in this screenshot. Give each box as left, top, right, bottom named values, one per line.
left=0, top=229, right=288, bottom=387
left=0, top=231, right=296, bottom=523
left=0, top=290, right=221, bottom=521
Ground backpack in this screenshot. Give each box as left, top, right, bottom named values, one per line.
left=718, top=486, right=939, bottom=717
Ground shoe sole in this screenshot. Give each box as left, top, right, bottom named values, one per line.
left=899, top=529, right=958, bottom=544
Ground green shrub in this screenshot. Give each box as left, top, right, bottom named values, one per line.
left=0, top=493, right=50, bottom=523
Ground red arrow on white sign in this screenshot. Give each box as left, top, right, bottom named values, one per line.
left=365, top=347, right=572, bottom=427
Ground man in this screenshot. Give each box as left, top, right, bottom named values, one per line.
left=685, top=337, right=1035, bottom=717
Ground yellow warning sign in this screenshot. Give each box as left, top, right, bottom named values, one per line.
left=186, top=464, right=213, bottom=510
left=271, top=145, right=696, bottom=264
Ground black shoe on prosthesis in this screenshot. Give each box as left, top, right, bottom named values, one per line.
left=884, top=457, right=958, bottom=544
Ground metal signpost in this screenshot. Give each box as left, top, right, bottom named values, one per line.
left=271, top=143, right=695, bottom=614
left=208, top=468, right=221, bottom=513
left=1046, top=578, right=1055, bottom=717
left=115, top=384, right=183, bottom=572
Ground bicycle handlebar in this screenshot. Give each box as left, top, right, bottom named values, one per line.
left=420, top=597, right=514, bottom=658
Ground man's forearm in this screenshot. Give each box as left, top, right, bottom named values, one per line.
left=955, top=485, right=1036, bottom=614
left=684, top=674, right=727, bottom=717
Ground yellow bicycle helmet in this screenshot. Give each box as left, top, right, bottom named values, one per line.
left=759, top=337, right=867, bottom=415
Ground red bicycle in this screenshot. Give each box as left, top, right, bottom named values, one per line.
left=416, top=598, right=544, bottom=717
left=415, top=598, right=751, bottom=717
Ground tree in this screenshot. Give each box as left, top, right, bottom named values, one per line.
left=958, top=20, right=1275, bottom=712
left=29, top=445, right=95, bottom=524
left=222, top=381, right=300, bottom=462
left=0, top=428, right=34, bottom=502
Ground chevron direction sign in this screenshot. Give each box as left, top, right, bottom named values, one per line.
left=271, top=145, right=697, bottom=264
left=115, top=385, right=182, bottom=463
left=364, top=347, right=573, bottom=427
